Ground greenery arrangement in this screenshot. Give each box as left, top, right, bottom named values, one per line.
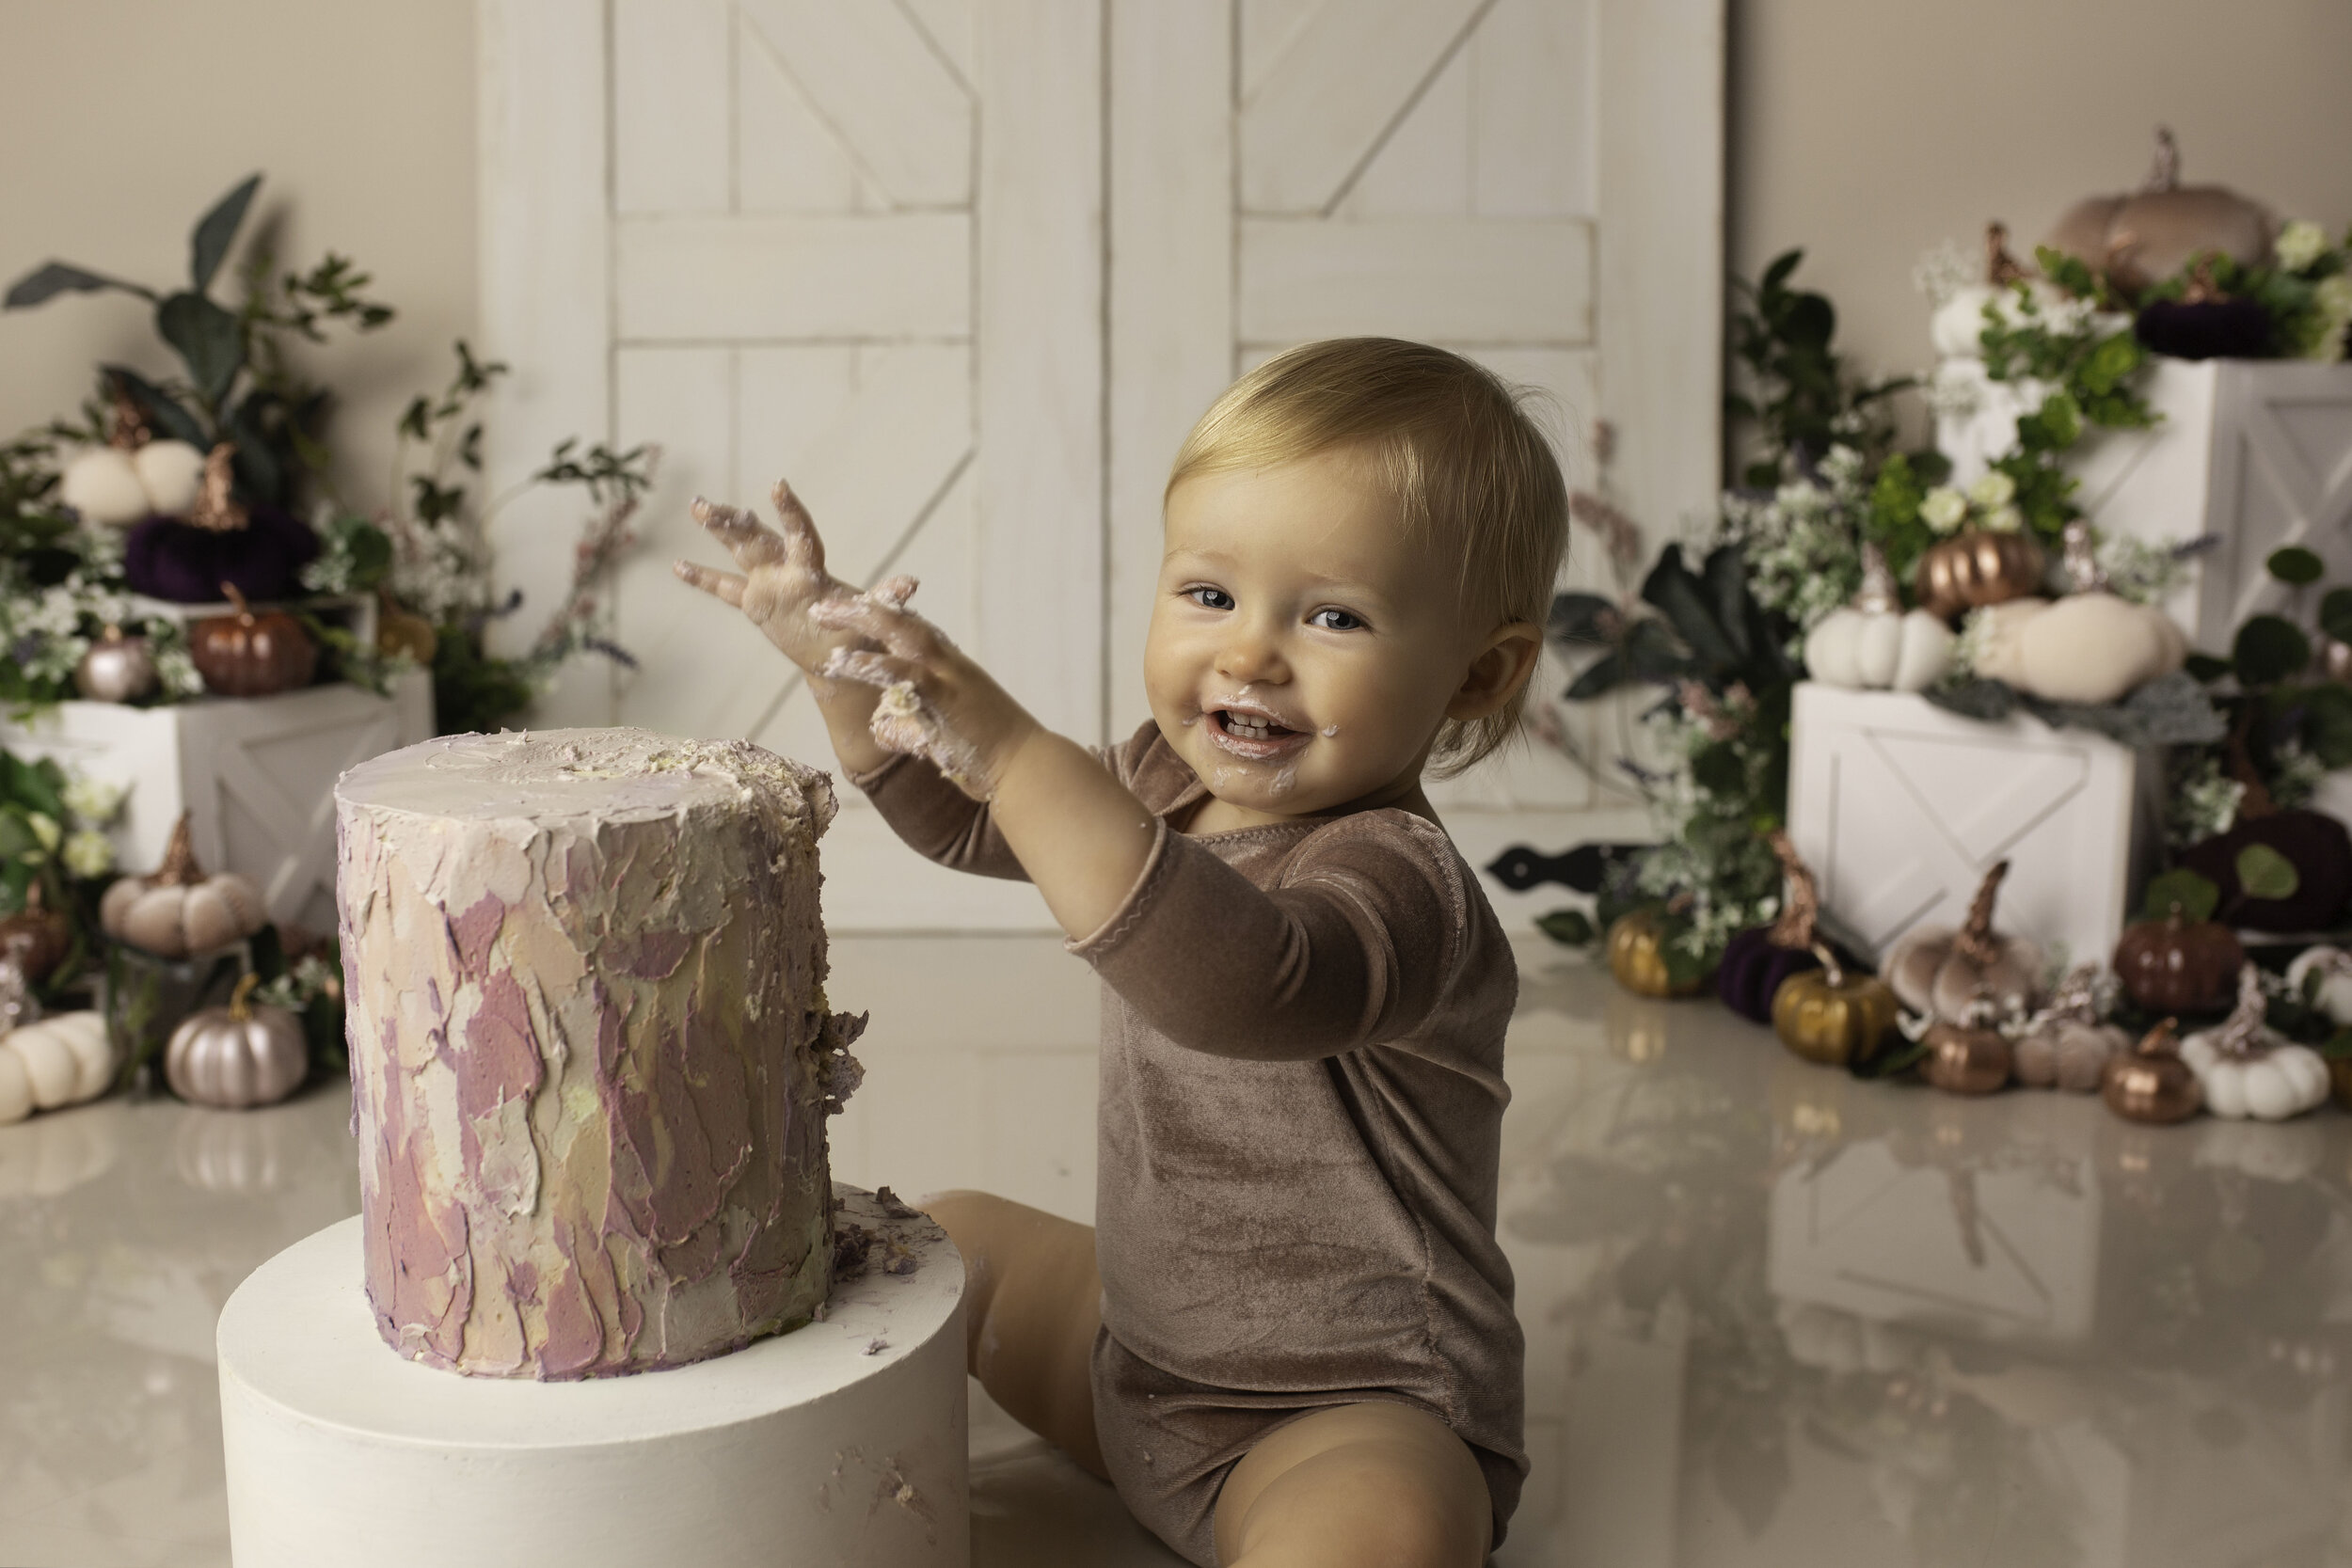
left=0, top=172, right=654, bottom=733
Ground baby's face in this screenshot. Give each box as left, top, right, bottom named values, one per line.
left=1146, top=446, right=1485, bottom=823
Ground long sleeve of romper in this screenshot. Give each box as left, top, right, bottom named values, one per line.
left=854, top=723, right=1462, bottom=1061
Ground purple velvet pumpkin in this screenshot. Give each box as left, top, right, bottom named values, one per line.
left=123, top=507, right=320, bottom=604
left=1717, top=926, right=1821, bottom=1023
left=2136, top=298, right=2274, bottom=361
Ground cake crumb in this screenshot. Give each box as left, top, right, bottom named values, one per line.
left=874, top=1185, right=920, bottom=1219
left=865, top=1338, right=890, bottom=1355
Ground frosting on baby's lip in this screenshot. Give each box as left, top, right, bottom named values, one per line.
left=1204, top=695, right=1307, bottom=730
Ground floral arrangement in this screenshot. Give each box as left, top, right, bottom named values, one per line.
left=0, top=172, right=655, bottom=735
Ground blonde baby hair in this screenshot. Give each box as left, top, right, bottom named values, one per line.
left=1166, top=338, right=1568, bottom=778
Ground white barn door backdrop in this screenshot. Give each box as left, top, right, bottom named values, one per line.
left=479, top=0, right=1724, bottom=929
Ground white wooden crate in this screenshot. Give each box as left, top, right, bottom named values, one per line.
left=1786, top=682, right=2160, bottom=971
left=1937, top=357, right=2352, bottom=650
left=1, top=670, right=433, bottom=936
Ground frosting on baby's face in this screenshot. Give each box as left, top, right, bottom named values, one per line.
left=1144, top=446, right=1489, bottom=828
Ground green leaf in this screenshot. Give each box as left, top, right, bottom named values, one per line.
left=2318, top=1026, right=2352, bottom=1061
left=2320, top=588, right=2352, bottom=648
left=2236, top=841, right=2301, bottom=902
left=188, top=173, right=262, bottom=293
left=1639, top=546, right=1740, bottom=673
left=1564, top=651, right=1629, bottom=702
left=4, top=261, right=156, bottom=309
left=2233, top=615, right=2312, bottom=688
left=2185, top=652, right=2233, bottom=684
left=1535, top=909, right=1596, bottom=947
left=1548, top=592, right=1620, bottom=647
left=2267, top=546, right=2325, bottom=586
left=155, top=292, right=245, bottom=406
left=98, top=365, right=208, bottom=447
left=2142, top=868, right=2220, bottom=924
left=1760, top=250, right=1803, bottom=293
left=2282, top=682, right=2352, bottom=769
left=1691, top=741, right=1746, bottom=796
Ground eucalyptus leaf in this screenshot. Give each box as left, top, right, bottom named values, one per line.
left=4, top=261, right=155, bottom=309
left=1548, top=592, right=1620, bottom=647
left=2233, top=614, right=2312, bottom=689
left=2267, top=545, right=2326, bottom=586
left=2319, top=1026, right=2352, bottom=1062
left=2142, top=867, right=2220, bottom=924
left=1535, top=909, right=1596, bottom=947
left=188, top=173, right=262, bottom=294
left=1923, top=678, right=2021, bottom=723
left=2235, top=842, right=2301, bottom=902
left=2185, top=652, right=2233, bottom=684
left=156, top=292, right=245, bottom=406
left=2321, top=587, right=2352, bottom=649
left=2282, top=682, right=2352, bottom=770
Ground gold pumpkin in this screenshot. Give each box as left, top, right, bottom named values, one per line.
left=1606, top=909, right=1708, bottom=999
left=1772, top=943, right=1899, bottom=1069
left=1914, top=528, right=2047, bottom=623
left=1922, top=1006, right=2013, bottom=1096
left=376, top=593, right=439, bottom=664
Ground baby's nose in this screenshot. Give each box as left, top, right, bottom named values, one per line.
left=1215, top=629, right=1289, bottom=683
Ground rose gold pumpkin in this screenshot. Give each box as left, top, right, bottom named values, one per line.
left=1915, top=529, right=2047, bottom=623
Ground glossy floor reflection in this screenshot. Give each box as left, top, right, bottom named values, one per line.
left=4, top=936, right=2350, bottom=1566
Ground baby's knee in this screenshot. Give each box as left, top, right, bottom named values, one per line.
left=1216, top=1405, right=1492, bottom=1568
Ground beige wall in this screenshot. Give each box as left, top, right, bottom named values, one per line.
left=1731, top=0, right=2352, bottom=425
left=0, top=0, right=476, bottom=512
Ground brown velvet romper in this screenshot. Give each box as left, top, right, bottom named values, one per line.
left=856, top=721, right=1526, bottom=1566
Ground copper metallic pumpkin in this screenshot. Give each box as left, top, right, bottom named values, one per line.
left=73, top=624, right=157, bottom=703
left=164, top=973, right=307, bottom=1109
left=2102, top=1019, right=2203, bottom=1124
left=2112, top=906, right=2244, bottom=1015
left=2043, top=128, right=2276, bottom=296
left=190, top=581, right=316, bottom=697
left=1914, top=529, right=2047, bottom=623
left=1771, top=944, right=1899, bottom=1069
left=0, top=881, right=72, bottom=986
left=376, top=594, right=439, bottom=664
left=1606, top=909, right=1707, bottom=999
left=1922, top=1005, right=2012, bottom=1096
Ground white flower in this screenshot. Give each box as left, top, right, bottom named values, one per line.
left=1920, top=487, right=1968, bottom=534
left=2306, top=274, right=2352, bottom=363
left=2277, top=219, right=2329, bottom=275
left=1912, top=240, right=1976, bottom=307
left=24, top=813, right=60, bottom=854
left=1982, top=505, right=2026, bottom=534
left=60, top=774, right=126, bottom=826
left=1967, top=469, right=2017, bottom=510
left=60, top=830, right=114, bottom=879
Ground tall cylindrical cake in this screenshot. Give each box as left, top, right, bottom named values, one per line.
left=335, top=729, right=862, bottom=1379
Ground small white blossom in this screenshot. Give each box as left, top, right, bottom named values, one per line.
left=1967, top=470, right=2017, bottom=510
left=2306, top=274, right=2352, bottom=364
left=1920, top=487, right=1968, bottom=534
left=60, top=830, right=114, bottom=879
left=24, top=813, right=59, bottom=854
left=1982, top=505, right=2026, bottom=534
left=1912, top=240, right=1976, bottom=307
left=60, top=774, right=126, bottom=826
left=2277, top=219, right=2329, bottom=275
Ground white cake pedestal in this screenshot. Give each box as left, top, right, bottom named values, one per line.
left=218, top=1187, right=968, bottom=1568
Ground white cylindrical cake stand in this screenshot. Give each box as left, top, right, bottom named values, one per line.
left=219, top=1188, right=966, bottom=1568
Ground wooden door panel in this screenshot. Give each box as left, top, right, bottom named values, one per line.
left=612, top=0, right=732, bottom=214
left=735, top=0, right=972, bottom=207
left=738, top=14, right=875, bottom=213
left=1237, top=216, right=1593, bottom=345
left=614, top=214, right=970, bottom=341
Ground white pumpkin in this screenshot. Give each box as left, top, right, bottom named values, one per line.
left=59, top=447, right=151, bottom=527
left=99, top=815, right=268, bottom=959
left=132, top=438, right=208, bottom=516
left=0, top=1010, right=113, bottom=1123
left=2180, top=964, right=2333, bottom=1121
left=2284, top=944, right=2352, bottom=1023
left=1803, top=544, right=1955, bottom=693
left=1969, top=524, right=2187, bottom=705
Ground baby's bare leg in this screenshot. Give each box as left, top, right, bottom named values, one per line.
left=1214, top=1402, right=1493, bottom=1568
left=920, top=1190, right=1107, bottom=1480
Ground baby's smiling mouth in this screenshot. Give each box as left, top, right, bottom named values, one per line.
left=1207, top=706, right=1312, bottom=760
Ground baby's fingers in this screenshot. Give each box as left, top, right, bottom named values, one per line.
left=810, top=594, right=937, bottom=660
left=692, top=496, right=790, bottom=569
left=771, top=480, right=828, bottom=574
left=672, top=558, right=747, bottom=608
left=819, top=646, right=917, bottom=690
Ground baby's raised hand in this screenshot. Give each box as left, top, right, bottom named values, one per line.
left=672, top=480, right=864, bottom=676
left=810, top=593, right=1040, bottom=801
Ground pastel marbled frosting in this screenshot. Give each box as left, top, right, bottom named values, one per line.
left=334, top=729, right=863, bottom=1379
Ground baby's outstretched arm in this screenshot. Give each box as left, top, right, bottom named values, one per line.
left=675, top=483, right=1155, bottom=940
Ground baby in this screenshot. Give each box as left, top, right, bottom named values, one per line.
left=675, top=338, right=1564, bottom=1567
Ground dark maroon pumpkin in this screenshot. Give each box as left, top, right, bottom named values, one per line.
left=124, top=506, right=319, bottom=604
left=190, top=583, right=317, bottom=697
left=2178, top=809, right=2352, bottom=933
left=2136, top=298, right=2274, bottom=360
left=1718, top=927, right=1820, bottom=1023
left=2111, top=906, right=2244, bottom=1013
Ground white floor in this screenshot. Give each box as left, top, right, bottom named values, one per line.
left=5, top=933, right=2352, bottom=1566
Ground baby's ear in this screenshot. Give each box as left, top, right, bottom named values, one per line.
left=1445, top=622, right=1543, bottom=721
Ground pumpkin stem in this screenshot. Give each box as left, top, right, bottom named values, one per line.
left=2223, top=705, right=2278, bottom=819
left=150, top=812, right=209, bottom=888
left=2061, top=521, right=2108, bottom=594
left=1983, top=221, right=2028, bottom=288
left=2212, top=962, right=2270, bottom=1059
left=1765, top=830, right=1820, bottom=950
left=105, top=375, right=150, bottom=451
left=188, top=443, right=248, bottom=534
left=2137, top=1017, right=2180, bottom=1058
left=1953, top=861, right=2010, bottom=968
left=220, top=580, right=252, bottom=622
left=2142, top=124, right=2180, bottom=194
left=1808, top=942, right=1845, bottom=990
left=229, top=970, right=260, bottom=1023
left=1853, top=544, right=1899, bottom=616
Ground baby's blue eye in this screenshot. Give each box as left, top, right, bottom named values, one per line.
left=1189, top=586, right=1234, bottom=610
left=1310, top=607, right=1363, bottom=631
